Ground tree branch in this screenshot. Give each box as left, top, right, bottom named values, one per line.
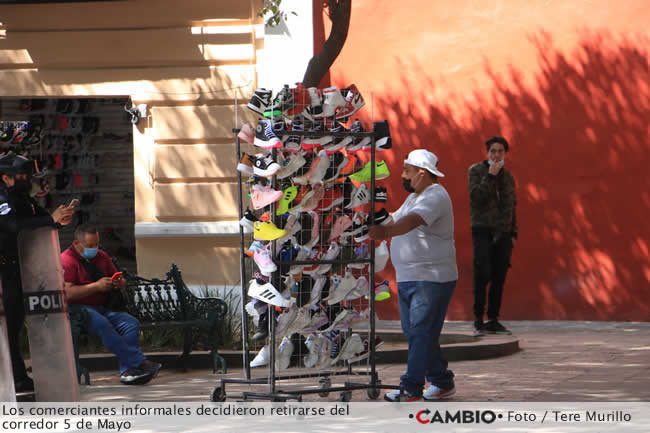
left=302, top=0, right=351, bottom=88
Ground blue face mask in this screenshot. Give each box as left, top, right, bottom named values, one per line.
left=488, top=159, right=505, bottom=166
left=82, top=248, right=98, bottom=260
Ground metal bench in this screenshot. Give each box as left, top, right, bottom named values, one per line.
left=68, top=263, right=228, bottom=385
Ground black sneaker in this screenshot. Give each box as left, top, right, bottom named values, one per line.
left=284, top=115, right=304, bottom=152
left=375, top=187, right=388, bottom=203
left=483, top=320, right=511, bottom=335
left=272, top=118, right=289, bottom=144
left=384, top=389, right=422, bottom=402
left=322, top=151, right=349, bottom=183
left=120, top=368, right=154, bottom=385
left=295, top=212, right=313, bottom=246
left=353, top=225, right=369, bottom=242
left=373, top=120, right=392, bottom=150
left=253, top=154, right=281, bottom=177
left=139, top=359, right=162, bottom=378
left=253, top=119, right=281, bottom=148
left=264, top=84, right=295, bottom=118
left=247, top=88, right=272, bottom=116
left=372, top=208, right=392, bottom=226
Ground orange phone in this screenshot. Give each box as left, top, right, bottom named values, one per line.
left=111, top=272, right=123, bottom=281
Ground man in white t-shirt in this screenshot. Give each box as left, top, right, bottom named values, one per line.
left=369, top=149, right=458, bottom=402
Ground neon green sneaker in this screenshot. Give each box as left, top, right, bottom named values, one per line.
left=374, top=280, right=391, bottom=301
left=276, top=182, right=298, bottom=215
left=349, top=160, right=390, bottom=182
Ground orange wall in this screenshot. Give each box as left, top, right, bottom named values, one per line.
left=320, top=0, right=650, bottom=320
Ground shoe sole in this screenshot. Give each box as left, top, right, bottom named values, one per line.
left=253, top=137, right=282, bottom=148
left=483, top=330, right=512, bottom=335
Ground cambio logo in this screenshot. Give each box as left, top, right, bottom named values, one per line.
left=410, top=409, right=498, bottom=424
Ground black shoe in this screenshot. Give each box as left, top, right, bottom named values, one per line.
left=14, top=376, right=34, bottom=393
left=372, top=120, right=392, bottom=150
left=374, top=187, right=388, bottom=203
left=138, top=359, right=162, bottom=378
left=372, top=208, right=392, bottom=225
left=120, top=368, right=154, bottom=385
left=247, top=88, right=272, bottom=116
left=483, top=320, right=512, bottom=335
left=322, top=151, right=348, bottom=183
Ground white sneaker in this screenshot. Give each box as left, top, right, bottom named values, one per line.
left=423, top=384, right=456, bottom=400
left=303, top=334, right=324, bottom=368
left=309, top=149, right=331, bottom=184
left=315, top=87, right=346, bottom=118
left=276, top=305, right=298, bottom=337
left=289, top=246, right=311, bottom=274
left=285, top=307, right=311, bottom=336
left=312, top=242, right=340, bottom=275
left=275, top=337, right=293, bottom=370
left=244, top=301, right=266, bottom=327
left=345, top=184, right=370, bottom=209
left=300, top=310, right=328, bottom=334
left=344, top=276, right=368, bottom=301
left=247, top=279, right=292, bottom=308
left=321, top=309, right=354, bottom=333
left=305, top=275, right=327, bottom=307
left=250, top=345, right=269, bottom=368
left=325, top=272, right=358, bottom=305
left=334, top=333, right=364, bottom=362
left=384, top=389, right=422, bottom=402
left=375, top=240, right=390, bottom=273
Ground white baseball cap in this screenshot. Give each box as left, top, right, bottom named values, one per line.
left=404, top=149, right=445, bottom=177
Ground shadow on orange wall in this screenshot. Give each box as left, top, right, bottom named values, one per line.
left=333, top=31, right=650, bottom=321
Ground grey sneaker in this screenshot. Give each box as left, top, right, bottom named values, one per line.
left=120, top=368, right=153, bottom=385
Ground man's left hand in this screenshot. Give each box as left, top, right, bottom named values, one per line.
left=112, top=277, right=126, bottom=289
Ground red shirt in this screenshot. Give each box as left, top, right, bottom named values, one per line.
left=61, top=247, right=117, bottom=305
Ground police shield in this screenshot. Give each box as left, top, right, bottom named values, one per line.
left=0, top=280, right=17, bottom=402
left=18, top=227, right=79, bottom=401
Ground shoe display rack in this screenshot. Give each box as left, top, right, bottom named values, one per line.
left=210, top=84, right=400, bottom=402
left=0, top=98, right=137, bottom=272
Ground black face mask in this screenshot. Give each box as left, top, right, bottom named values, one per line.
left=10, top=177, right=32, bottom=195
left=402, top=178, right=415, bottom=193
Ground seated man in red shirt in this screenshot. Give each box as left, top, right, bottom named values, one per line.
left=61, top=223, right=161, bottom=385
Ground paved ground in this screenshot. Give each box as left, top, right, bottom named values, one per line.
left=78, top=321, right=650, bottom=402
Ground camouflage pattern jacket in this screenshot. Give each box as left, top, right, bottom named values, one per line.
left=468, top=161, right=518, bottom=237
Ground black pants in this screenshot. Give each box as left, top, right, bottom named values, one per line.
left=1, top=268, right=28, bottom=382
left=472, top=228, right=513, bottom=321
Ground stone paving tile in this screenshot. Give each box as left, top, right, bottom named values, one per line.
left=79, top=321, right=650, bottom=402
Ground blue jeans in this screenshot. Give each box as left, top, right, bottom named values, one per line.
left=82, top=305, right=145, bottom=374
left=397, top=280, right=456, bottom=396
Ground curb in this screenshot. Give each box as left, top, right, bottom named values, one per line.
left=76, top=334, right=519, bottom=372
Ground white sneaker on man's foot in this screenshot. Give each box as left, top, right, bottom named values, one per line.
left=423, top=384, right=456, bottom=400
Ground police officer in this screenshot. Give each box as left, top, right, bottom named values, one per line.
left=0, top=153, right=74, bottom=393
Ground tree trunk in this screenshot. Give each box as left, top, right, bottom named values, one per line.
left=302, top=0, right=351, bottom=88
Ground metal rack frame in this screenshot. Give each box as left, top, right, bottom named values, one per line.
left=210, top=118, right=400, bottom=402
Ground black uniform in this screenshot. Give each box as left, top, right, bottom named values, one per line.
left=0, top=154, right=55, bottom=391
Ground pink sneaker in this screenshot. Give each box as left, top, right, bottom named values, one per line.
left=250, top=184, right=284, bottom=210
left=329, top=215, right=352, bottom=241
left=254, top=246, right=277, bottom=275
left=237, top=122, right=255, bottom=144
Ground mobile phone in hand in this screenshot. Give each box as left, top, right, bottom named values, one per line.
left=67, top=198, right=80, bottom=209
left=111, top=272, right=123, bottom=282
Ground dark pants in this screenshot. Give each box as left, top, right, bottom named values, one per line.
left=472, top=228, right=513, bottom=321
left=1, top=268, right=29, bottom=383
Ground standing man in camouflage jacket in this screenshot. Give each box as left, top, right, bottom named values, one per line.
left=468, top=136, right=517, bottom=336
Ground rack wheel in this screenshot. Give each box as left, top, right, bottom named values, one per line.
left=318, top=377, right=331, bottom=398
left=210, top=386, right=226, bottom=402
left=367, top=388, right=380, bottom=400
left=338, top=391, right=352, bottom=402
